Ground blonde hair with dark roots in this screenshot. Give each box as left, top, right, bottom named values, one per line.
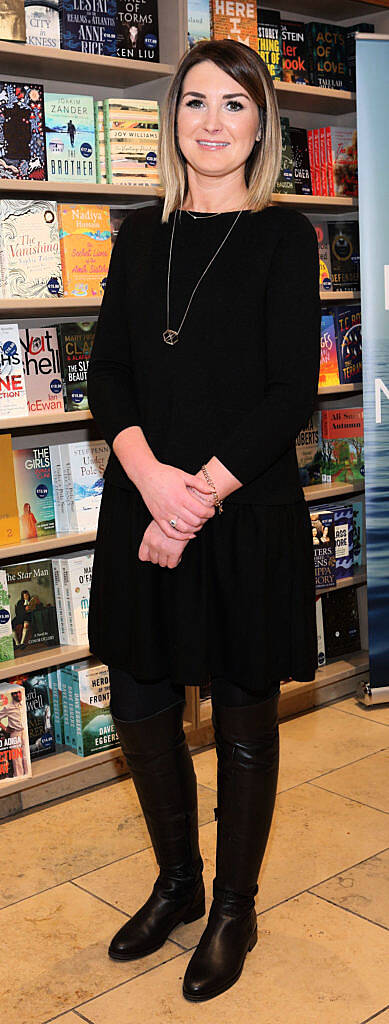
left=158, top=38, right=282, bottom=223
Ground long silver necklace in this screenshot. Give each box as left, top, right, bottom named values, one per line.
left=163, top=207, right=243, bottom=346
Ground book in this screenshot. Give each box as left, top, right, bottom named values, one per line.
left=60, top=0, right=117, bottom=55
left=322, top=585, right=361, bottom=658
left=281, top=20, right=309, bottom=85
left=0, top=322, right=28, bottom=418
left=58, top=320, right=96, bottom=411
left=334, top=305, right=362, bottom=385
left=116, top=0, right=159, bottom=61
left=62, top=664, right=76, bottom=748
left=188, top=0, right=210, bottom=47
left=0, top=434, right=20, bottom=547
left=352, top=499, right=364, bottom=569
left=44, top=93, right=97, bottom=183
left=315, top=596, right=326, bottom=667
left=312, top=128, right=321, bottom=196
left=0, top=0, right=26, bottom=40
left=346, top=23, right=374, bottom=90
left=48, top=667, right=63, bottom=745
left=209, top=0, right=257, bottom=49
left=61, top=439, right=109, bottom=531
left=0, top=199, right=63, bottom=298
left=59, top=550, right=94, bottom=644
left=257, top=7, right=281, bottom=78
left=319, top=127, right=328, bottom=195
left=310, top=509, right=336, bottom=590
left=109, top=206, right=130, bottom=245
left=57, top=203, right=111, bottom=298
left=19, top=324, right=64, bottom=415
left=274, top=116, right=295, bottom=194
left=289, top=126, right=312, bottom=196
left=49, top=444, right=70, bottom=534
left=24, top=1, right=61, bottom=47
left=325, top=127, right=358, bottom=197
left=0, top=81, right=46, bottom=181
left=0, top=681, right=32, bottom=781
left=313, top=222, right=332, bottom=291
left=319, top=311, right=339, bottom=389
left=305, top=22, right=348, bottom=90
left=318, top=502, right=354, bottom=581
left=321, top=407, right=364, bottom=485
left=306, top=130, right=315, bottom=196
left=13, top=446, right=56, bottom=540
left=296, top=411, right=322, bottom=487
left=103, top=97, right=159, bottom=187
left=328, top=221, right=360, bottom=291
left=66, top=659, right=119, bottom=757
left=0, top=569, right=13, bottom=663
left=94, top=100, right=106, bottom=183
left=12, top=670, right=55, bottom=759
left=51, top=555, right=69, bottom=641
left=6, top=557, right=59, bottom=656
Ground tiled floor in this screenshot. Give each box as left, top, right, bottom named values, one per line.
left=2, top=694, right=389, bottom=1024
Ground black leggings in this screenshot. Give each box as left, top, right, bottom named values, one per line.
left=108, top=666, right=281, bottom=722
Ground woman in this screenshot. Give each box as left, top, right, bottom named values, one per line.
left=87, top=38, right=320, bottom=1002
left=12, top=589, right=32, bottom=648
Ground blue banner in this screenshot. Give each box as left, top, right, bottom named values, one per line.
left=356, top=35, right=389, bottom=686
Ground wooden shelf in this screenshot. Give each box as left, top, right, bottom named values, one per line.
left=0, top=642, right=90, bottom=682
left=318, top=383, right=363, bottom=396
left=0, top=41, right=175, bottom=88
left=0, top=409, right=93, bottom=431
left=304, top=480, right=365, bottom=502
left=320, top=291, right=360, bottom=301
left=0, top=297, right=101, bottom=318
left=0, top=529, right=96, bottom=562
left=272, top=194, right=358, bottom=211
left=0, top=179, right=162, bottom=200
left=275, top=80, right=355, bottom=115
left=317, top=566, right=367, bottom=597
left=275, top=0, right=387, bottom=18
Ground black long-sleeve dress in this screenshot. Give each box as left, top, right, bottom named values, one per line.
left=87, top=199, right=321, bottom=689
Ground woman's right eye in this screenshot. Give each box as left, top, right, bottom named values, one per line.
left=185, top=99, right=204, bottom=108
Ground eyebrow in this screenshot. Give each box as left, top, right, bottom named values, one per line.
left=182, top=90, right=250, bottom=99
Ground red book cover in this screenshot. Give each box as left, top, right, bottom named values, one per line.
left=325, top=125, right=335, bottom=196
left=307, top=130, right=316, bottom=195
left=319, top=127, right=328, bottom=195
left=313, top=128, right=322, bottom=195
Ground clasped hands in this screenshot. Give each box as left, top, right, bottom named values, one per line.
left=138, top=461, right=216, bottom=569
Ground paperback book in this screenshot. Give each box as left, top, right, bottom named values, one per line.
left=0, top=434, right=20, bottom=547
left=281, top=20, right=309, bottom=84
left=316, top=502, right=354, bottom=581
left=209, top=0, right=257, bottom=49
left=94, top=100, right=106, bottom=183
left=296, top=411, right=322, bottom=487
left=48, top=667, right=63, bottom=745
left=0, top=80, right=46, bottom=180
left=12, top=670, right=55, bottom=759
left=44, top=93, right=97, bottom=183
left=63, top=659, right=119, bottom=756
left=6, top=558, right=59, bottom=656
left=0, top=681, right=32, bottom=781
left=289, top=126, right=312, bottom=195
left=328, top=220, right=360, bottom=291
left=319, top=311, right=339, bottom=389
left=0, top=0, right=26, bottom=40
left=345, top=23, right=374, bottom=90
left=188, top=0, right=210, bottom=47
left=60, top=0, right=117, bottom=55
left=315, top=596, right=326, bottom=667
left=0, top=199, right=63, bottom=299
left=312, top=222, right=332, bottom=291
left=274, top=116, right=295, bottom=194
left=325, top=127, right=358, bottom=197
left=322, top=585, right=361, bottom=658
left=116, top=0, right=159, bottom=61
left=334, top=305, right=362, bottom=385
left=58, top=203, right=111, bottom=298
left=103, top=98, right=159, bottom=187
left=321, top=407, right=364, bottom=484
left=257, top=7, right=281, bottom=79
left=0, top=569, right=13, bottom=663
left=24, top=0, right=61, bottom=47
left=59, top=549, right=94, bottom=644
left=58, top=320, right=96, bottom=411
left=61, top=439, right=109, bottom=531
left=13, top=446, right=56, bottom=540
left=352, top=499, right=364, bottom=569
left=19, top=324, right=64, bottom=415
left=0, top=322, right=28, bottom=418
left=305, top=21, right=348, bottom=90
left=310, top=509, right=336, bottom=590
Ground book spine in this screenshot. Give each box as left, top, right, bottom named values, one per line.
left=319, top=127, right=328, bottom=195
left=315, top=597, right=326, bottom=666
left=321, top=410, right=328, bottom=483
left=50, top=444, right=68, bottom=534
left=0, top=222, right=9, bottom=298
left=72, top=673, right=84, bottom=756
left=325, top=127, right=335, bottom=196
left=52, top=557, right=68, bottom=645
left=312, top=129, right=321, bottom=195
left=60, top=444, right=78, bottom=532
left=94, top=101, right=101, bottom=185
left=60, top=668, right=72, bottom=748
left=305, top=26, right=316, bottom=86
left=306, top=130, right=316, bottom=195
left=66, top=668, right=77, bottom=749
left=48, top=668, right=63, bottom=745
left=103, top=100, right=113, bottom=185
left=61, top=561, right=78, bottom=645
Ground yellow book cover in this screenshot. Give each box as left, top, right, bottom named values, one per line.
left=210, top=0, right=257, bottom=49
left=0, top=434, right=20, bottom=547
left=58, top=204, right=112, bottom=298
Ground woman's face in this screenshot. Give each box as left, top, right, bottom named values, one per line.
left=176, top=60, right=261, bottom=182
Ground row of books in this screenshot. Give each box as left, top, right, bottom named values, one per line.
left=0, top=433, right=108, bottom=546
left=0, top=658, right=119, bottom=781
left=189, top=4, right=374, bottom=91
left=309, top=501, right=364, bottom=592
left=297, top=408, right=364, bottom=489
left=0, top=320, right=96, bottom=419
left=313, top=221, right=360, bottom=294
left=0, top=549, right=94, bottom=667
left=277, top=122, right=358, bottom=198
left=0, top=81, right=160, bottom=187
left=319, top=304, right=362, bottom=387
left=0, top=0, right=159, bottom=61
left=0, top=199, right=129, bottom=300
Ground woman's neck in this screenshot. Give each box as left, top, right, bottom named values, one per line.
left=182, top=176, right=250, bottom=213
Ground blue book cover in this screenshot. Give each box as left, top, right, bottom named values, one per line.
left=319, top=503, right=354, bottom=581
left=310, top=508, right=337, bottom=590
left=60, top=0, right=117, bottom=55
left=16, top=670, right=56, bottom=759
left=13, top=446, right=56, bottom=540
left=352, top=499, right=364, bottom=569
left=44, top=93, right=96, bottom=183
left=334, top=304, right=362, bottom=385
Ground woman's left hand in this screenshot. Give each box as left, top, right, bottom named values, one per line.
left=138, top=520, right=190, bottom=568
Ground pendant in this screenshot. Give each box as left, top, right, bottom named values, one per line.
left=163, top=329, right=180, bottom=345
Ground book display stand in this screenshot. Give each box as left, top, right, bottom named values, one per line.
left=1, top=0, right=387, bottom=817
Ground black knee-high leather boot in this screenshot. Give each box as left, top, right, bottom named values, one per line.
left=183, top=689, right=280, bottom=1001
left=109, top=701, right=205, bottom=961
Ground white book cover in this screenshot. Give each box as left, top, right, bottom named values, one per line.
left=61, top=550, right=94, bottom=644
left=50, top=444, right=70, bottom=534
left=19, top=325, right=64, bottom=415
left=0, top=323, right=28, bottom=418
left=0, top=680, right=32, bottom=782
left=0, top=199, right=63, bottom=299
left=51, top=557, right=69, bottom=645
left=62, top=440, right=109, bottom=531
left=24, top=2, right=61, bottom=47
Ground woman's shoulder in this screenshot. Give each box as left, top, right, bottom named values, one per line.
left=255, top=204, right=317, bottom=246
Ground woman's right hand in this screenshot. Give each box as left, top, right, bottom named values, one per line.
left=138, top=461, right=216, bottom=539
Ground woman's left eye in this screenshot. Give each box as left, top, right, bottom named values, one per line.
left=226, top=101, right=244, bottom=111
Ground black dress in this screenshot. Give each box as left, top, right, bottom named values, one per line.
left=87, top=200, right=321, bottom=689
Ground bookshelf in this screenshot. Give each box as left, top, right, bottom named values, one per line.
left=1, top=0, right=382, bottom=814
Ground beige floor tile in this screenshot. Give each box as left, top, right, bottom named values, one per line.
left=0, top=882, right=181, bottom=1024
left=276, top=705, right=389, bottom=791
left=45, top=1015, right=83, bottom=1023
left=256, top=782, right=389, bottom=914
left=310, top=749, right=389, bottom=813
left=0, top=779, right=215, bottom=910
left=193, top=747, right=217, bottom=791
left=80, top=891, right=389, bottom=1024
left=332, top=694, right=389, bottom=727
left=373, top=1010, right=389, bottom=1022
left=310, top=848, right=389, bottom=929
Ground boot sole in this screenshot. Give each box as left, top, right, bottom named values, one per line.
left=108, top=899, right=206, bottom=962
left=182, top=927, right=258, bottom=1002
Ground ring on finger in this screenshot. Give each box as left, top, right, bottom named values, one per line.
left=169, top=517, right=179, bottom=529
